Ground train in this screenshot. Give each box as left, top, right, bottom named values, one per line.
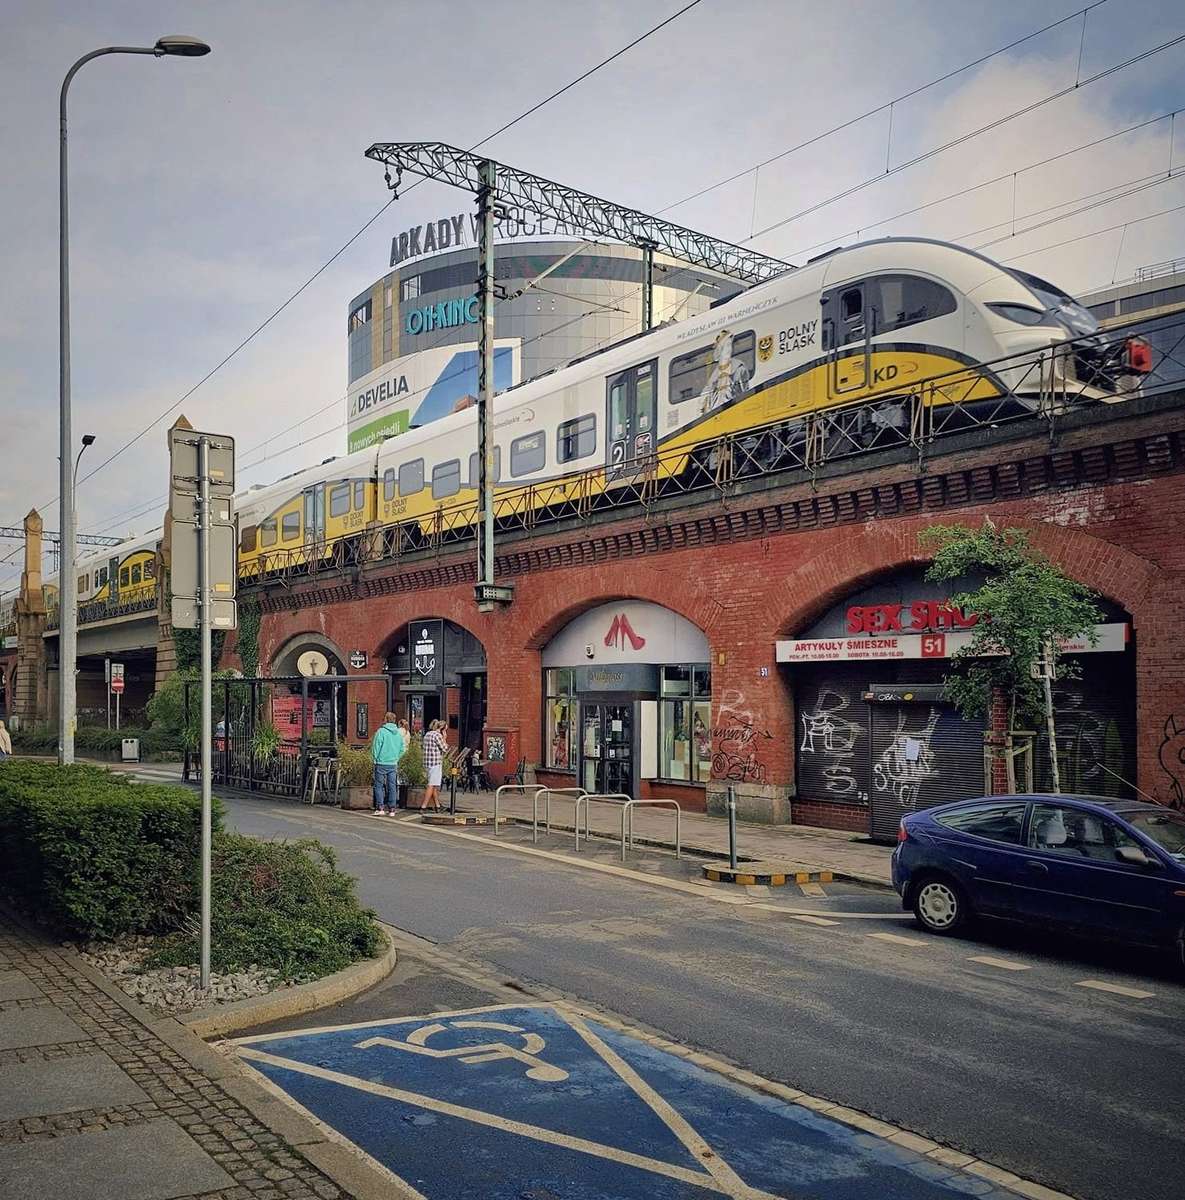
left=44, top=236, right=1148, bottom=612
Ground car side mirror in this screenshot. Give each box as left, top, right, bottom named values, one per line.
left=1116, top=846, right=1159, bottom=870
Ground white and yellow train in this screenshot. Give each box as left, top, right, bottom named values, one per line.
left=54, top=236, right=1146, bottom=607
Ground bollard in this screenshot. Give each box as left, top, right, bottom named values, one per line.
left=449, top=771, right=457, bottom=817
left=727, top=784, right=738, bottom=871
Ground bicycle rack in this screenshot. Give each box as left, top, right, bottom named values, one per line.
left=573, top=793, right=632, bottom=852
left=532, top=787, right=587, bottom=844
left=622, top=799, right=681, bottom=863
left=492, top=783, right=533, bottom=837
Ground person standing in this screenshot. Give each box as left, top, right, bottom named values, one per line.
left=370, top=711, right=405, bottom=816
left=422, top=719, right=448, bottom=811
left=0, top=719, right=12, bottom=760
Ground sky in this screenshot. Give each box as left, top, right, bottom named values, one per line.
left=2, top=0, right=1184, bottom=594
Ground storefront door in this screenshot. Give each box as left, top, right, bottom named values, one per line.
left=580, top=701, right=635, bottom=795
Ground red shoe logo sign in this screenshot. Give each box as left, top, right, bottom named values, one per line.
left=604, top=613, right=646, bottom=652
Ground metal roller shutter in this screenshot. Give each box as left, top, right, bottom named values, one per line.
left=795, top=673, right=870, bottom=807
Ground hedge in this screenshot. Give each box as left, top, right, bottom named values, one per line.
left=0, top=761, right=219, bottom=938
left=12, top=725, right=180, bottom=757
left=147, top=833, right=382, bottom=980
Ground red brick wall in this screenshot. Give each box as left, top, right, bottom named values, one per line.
left=240, top=411, right=1185, bottom=825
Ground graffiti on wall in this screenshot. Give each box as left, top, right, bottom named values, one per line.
left=798, top=687, right=865, bottom=800
left=710, top=687, right=771, bottom=784
left=872, top=708, right=940, bottom=811
left=1159, top=714, right=1185, bottom=810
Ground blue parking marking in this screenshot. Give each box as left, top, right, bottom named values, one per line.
left=233, top=1004, right=1019, bottom=1199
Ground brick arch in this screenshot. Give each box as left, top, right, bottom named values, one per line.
left=268, top=630, right=350, bottom=676
left=521, top=564, right=725, bottom=651
left=774, top=516, right=1158, bottom=638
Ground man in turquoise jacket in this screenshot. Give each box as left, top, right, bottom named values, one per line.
left=371, top=711, right=405, bottom=815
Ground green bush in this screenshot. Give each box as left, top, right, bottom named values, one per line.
left=12, top=724, right=181, bottom=757
left=338, top=746, right=373, bottom=787
left=0, top=761, right=220, bottom=938
left=147, top=833, right=382, bottom=980
left=400, top=735, right=427, bottom=788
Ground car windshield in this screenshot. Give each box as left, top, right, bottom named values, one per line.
left=1124, top=809, right=1185, bottom=861
left=1006, top=268, right=1099, bottom=336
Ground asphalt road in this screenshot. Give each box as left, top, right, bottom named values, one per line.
left=224, top=796, right=1185, bottom=1200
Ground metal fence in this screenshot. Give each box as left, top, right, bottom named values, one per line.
left=239, top=311, right=1185, bottom=591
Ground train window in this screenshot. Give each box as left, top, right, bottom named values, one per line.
left=144, top=559, right=156, bottom=580
left=399, top=458, right=425, bottom=497
left=131, top=565, right=142, bottom=585
left=354, top=480, right=365, bottom=510
left=432, top=459, right=462, bottom=500
left=241, top=525, right=257, bottom=553
left=668, top=331, right=756, bottom=403
left=841, top=289, right=863, bottom=322
left=281, top=512, right=301, bottom=542
left=467, top=446, right=502, bottom=488
left=867, top=275, right=956, bottom=335
left=119, top=567, right=130, bottom=588
left=329, top=484, right=350, bottom=518
left=557, top=414, right=597, bottom=463
left=78, top=574, right=88, bottom=594
left=97, top=567, right=107, bottom=587
left=261, top=518, right=278, bottom=548
left=383, top=468, right=396, bottom=501
left=510, top=431, right=546, bottom=477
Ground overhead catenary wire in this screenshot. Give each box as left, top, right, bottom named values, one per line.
left=9, top=0, right=708, bottom=528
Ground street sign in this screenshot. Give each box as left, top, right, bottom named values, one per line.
left=169, top=428, right=235, bottom=513
left=110, top=662, right=125, bottom=695
left=171, top=522, right=237, bottom=605
left=171, top=595, right=238, bottom=630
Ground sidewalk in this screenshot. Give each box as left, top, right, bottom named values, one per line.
left=0, top=910, right=399, bottom=1200
left=458, top=789, right=895, bottom=886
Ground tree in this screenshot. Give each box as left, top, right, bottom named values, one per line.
left=920, top=521, right=1102, bottom=789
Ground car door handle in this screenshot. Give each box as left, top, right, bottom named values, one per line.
left=1024, top=860, right=1049, bottom=873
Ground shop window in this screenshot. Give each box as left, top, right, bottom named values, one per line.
left=399, top=458, right=424, bottom=497
left=557, top=414, right=596, bottom=463
left=544, top=668, right=578, bottom=772
left=400, top=275, right=421, bottom=301
left=281, top=511, right=301, bottom=542
left=660, top=664, right=711, bottom=782
left=510, top=431, right=546, bottom=477
left=669, top=332, right=755, bottom=402
left=468, top=446, right=502, bottom=487
left=329, top=484, right=350, bottom=518
left=432, top=459, right=462, bottom=500
left=383, top=468, right=396, bottom=501
left=241, top=525, right=257, bottom=553
left=348, top=299, right=371, bottom=333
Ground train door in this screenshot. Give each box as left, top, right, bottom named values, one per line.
left=606, top=360, right=657, bottom=479
left=822, top=283, right=870, bottom=397
left=303, top=485, right=326, bottom=547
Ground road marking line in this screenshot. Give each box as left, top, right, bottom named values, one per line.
left=797, top=882, right=825, bottom=898
left=235, top=1047, right=785, bottom=1197
left=563, top=1010, right=754, bottom=1195
left=967, top=955, right=1031, bottom=972
left=1075, top=979, right=1156, bottom=999
left=867, top=932, right=929, bottom=948
left=785, top=913, right=840, bottom=926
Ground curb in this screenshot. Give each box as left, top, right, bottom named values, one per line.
left=703, top=862, right=834, bottom=886
left=182, top=924, right=398, bottom=1039
left=420, top=812, right=502, bottom=826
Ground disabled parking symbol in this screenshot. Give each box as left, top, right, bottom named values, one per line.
left=356, top=1018, right=569, bottom=1083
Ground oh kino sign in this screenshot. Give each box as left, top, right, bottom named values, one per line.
left=846, top=600, right=978, bottom=635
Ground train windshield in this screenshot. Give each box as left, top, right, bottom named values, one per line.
left=1007, top=268, right=1099, bottom=336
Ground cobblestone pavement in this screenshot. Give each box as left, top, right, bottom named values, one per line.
left=0, top=912, right=383, bottom=1200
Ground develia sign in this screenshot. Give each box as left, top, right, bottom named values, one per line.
left=390, top=206, right=583, bottom=268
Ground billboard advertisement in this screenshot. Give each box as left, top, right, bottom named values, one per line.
left=347, top=339, right=520, bottom=453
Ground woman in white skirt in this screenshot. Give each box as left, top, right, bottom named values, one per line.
left=422, top=719, right=448, bottom=811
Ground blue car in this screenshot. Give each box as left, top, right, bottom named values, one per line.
left=892, top=795, right=1185, bottom=962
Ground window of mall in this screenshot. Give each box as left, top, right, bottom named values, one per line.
left=540, top=601, right=711, bottom=807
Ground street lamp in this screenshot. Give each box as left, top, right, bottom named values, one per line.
left=58, top=36, right=211, bottom=765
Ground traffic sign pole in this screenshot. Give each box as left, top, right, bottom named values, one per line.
left=198, top=435, right=213, bottom=991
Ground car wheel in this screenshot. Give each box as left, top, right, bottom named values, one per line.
left=912, top=875, right=967, bottom=935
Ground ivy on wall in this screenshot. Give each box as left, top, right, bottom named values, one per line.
left=174, top=626, right=226, bottom=673
left=237, top=598, right=261, bottom=679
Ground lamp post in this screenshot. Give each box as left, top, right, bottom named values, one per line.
left=58, top=35, right=211, bottom=764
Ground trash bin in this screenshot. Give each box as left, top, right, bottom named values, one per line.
left=121, top=738, right=140, bottom=763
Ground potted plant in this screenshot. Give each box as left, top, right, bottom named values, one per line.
left=400, top=736, right=428, bottom=810
left=338, top=746, right=375, bottom=810
left=252, top=722, right=281, bottom=767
